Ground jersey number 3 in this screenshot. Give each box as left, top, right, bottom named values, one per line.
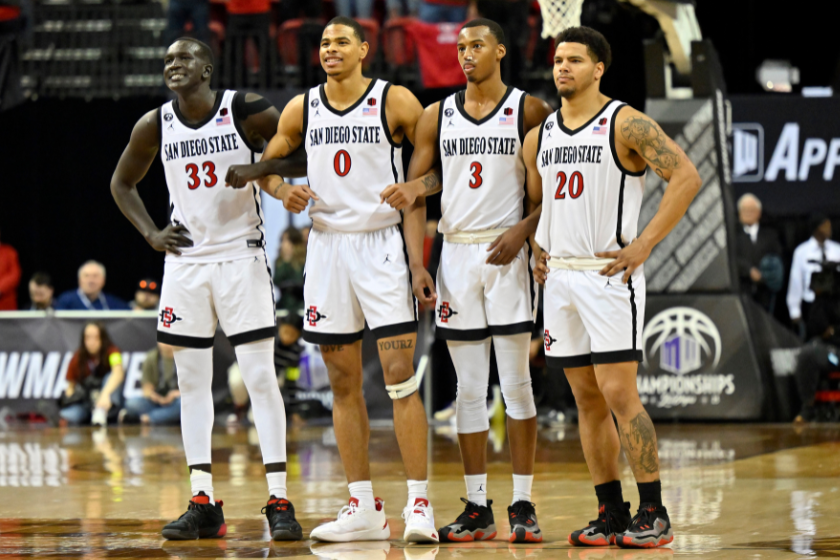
left=186, top=162, right=217, bottom=190
left=469, top=161, right=483, bottom=189
left=554, top=171, right=584, bottom=199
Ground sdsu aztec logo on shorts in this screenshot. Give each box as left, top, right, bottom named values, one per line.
left=642, top=307, right=721, bottom=375
left=437, top=302, right=458, bottom=323
left=544, top=330, right=557, bottom=352
left=159, top=307, right=183, bottom=328
left=306, top=306, right=327, bottom=327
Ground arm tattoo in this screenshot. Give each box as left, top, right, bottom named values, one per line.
left=620, top=116, right=681, bottom=179
left=619, top=411, right=659, bottom=475
left=284, top=138, right=293, bottom=154
left=271, top=178, right=286, bottom=198
left=420, top=172, right=440, bottom=193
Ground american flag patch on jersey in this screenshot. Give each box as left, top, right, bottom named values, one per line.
left=592, top=125, right=607, bottom=135
left=499, top=116, right=515, bottom=125
left=216, top=115, right=231, bottom=126
left=363, top=107, right=378, bottom=116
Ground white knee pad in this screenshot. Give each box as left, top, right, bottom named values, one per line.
left=494, top=333, right=536, bottom=420
left=448, top=339, right=493, bottom=434
left=500, top=378, right=536, bottom=420
left=386, top=375, right=418, bottom=399
left=456, top=392, right=490, bottom=434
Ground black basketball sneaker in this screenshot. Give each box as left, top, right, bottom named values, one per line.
left=262, top=496, right=303, bottom=540
left=568, top=501, right=631, bottom=546
left=162, top=492, right=226, bottom=540
left=507, top=501, right=542, bottom=543
left=615, top=503, right=673, bottom=548
left=438, top=498, right=497, bottom=542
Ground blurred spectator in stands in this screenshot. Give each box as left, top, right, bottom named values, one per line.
left=0, top=0, right=25, bottom=111
left=278, top=0, right=321, bottom=22
left=475, top=0, right=527, bottom=86
left=224, top=0, right=273, bottom=88
left=387, top=0, right=419, bottom=19
left=335, top=0, right=374, bottom=18
left=165, top=0, right=210, bottom=47
left=120, top=343, right=180, bottom=426
left=55, top=261, right=129, bottom=311
left=735, top=193, right=783, bottom=314
left=130, top=277, right=160, bottom=311
left=419, top=0, right=474, bottom=22
left=273, top=226, right=306, bottom=312
left=788, top=215, right=840, bottom=339
left=59, top=322, right=124, bottom=426
left=28, top=272, right=54, bottom=311
left=0, top=225, right=20, bottom=310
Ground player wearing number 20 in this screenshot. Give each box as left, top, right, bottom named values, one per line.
left=525, top=27, right=702, bottom=548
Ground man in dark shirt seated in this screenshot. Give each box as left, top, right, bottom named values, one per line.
left=735, top=193, right=783, bottom=313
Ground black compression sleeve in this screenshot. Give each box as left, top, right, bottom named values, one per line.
left=233, top=92, right=273, bottom=117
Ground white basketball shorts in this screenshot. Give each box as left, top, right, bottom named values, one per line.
left=302, top=226, right=417, bottom=344
left=543, top=267, right=645, bottom=368
left=157, top=256, right=276, bottom=348
left=435, top=241, right=535, bottom=340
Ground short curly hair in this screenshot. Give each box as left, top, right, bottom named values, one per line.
left=555, top=26, right=612, bottom=72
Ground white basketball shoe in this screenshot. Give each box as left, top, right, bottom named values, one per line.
left=403, top=498, right=439, bottom=543
left=310, top=497, right=390, bottom=542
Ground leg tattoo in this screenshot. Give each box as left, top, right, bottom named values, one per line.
left=619, top=411, right=659, bottom=476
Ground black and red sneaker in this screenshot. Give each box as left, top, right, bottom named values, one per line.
left=508, top=500, right=542, bottom=543
left=615, top=503, right=673, bottom=549
left=568, top=501, right=631, bottom=546
left=262, top=496, right=303, bottom=541
left=438, top=498, right=497, bottom=542
left=162, top=492, right=226, bottom=540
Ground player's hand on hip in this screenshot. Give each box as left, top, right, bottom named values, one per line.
left=225, top=163, right=262, bottom=188
left=148, top=224, right=193, bottom=255
left=486, top=225, right=527, bottom=266
left=533, top=250, right=549, bottom=285
left=282, top=184, right=319, bottom=214
left=380, top=182, right=420, bottom=211
left=596, top=238, right=652, bottom=283
left=411, top=266, right=437, bottom=306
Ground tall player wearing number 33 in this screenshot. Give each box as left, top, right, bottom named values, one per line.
left=525, top=27, right=702, bottom=548
left=111, top=38, right=308, bottom=541
left=241, top=17, right=438, bottom=543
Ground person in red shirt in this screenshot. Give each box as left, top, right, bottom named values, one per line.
left=223, top=0, right=273, bottom=87
left=59, top=322, right=125, bottom=426
left=0, top=226, right=21, bottom=310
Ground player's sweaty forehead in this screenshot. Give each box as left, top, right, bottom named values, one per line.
left=321, top=25, right=359, bottom=44
left=165, top=41, right=202, bottom=62
left=554, top=42, right=592, bottom=62
left=457, top=26, right=494, bottom=47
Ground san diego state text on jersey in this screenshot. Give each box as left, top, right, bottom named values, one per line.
left=308, top=125, right=381, bottom=146
left=163, top=133, right=241, bottom=162
left=539, top=144, right=604, bottom=167
left=441, top=136, right=519, bottom=158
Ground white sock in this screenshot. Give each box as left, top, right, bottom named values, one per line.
left=348, top=481, right=375, bottom=510
left=267, top=471, right=287, bottom=499
left=512, top=474, right=533, bottom=505
left=190, top=469, right=214, bottom=505
left=465, top=474, right=487, bottom=507
left=407, top=479, right=428, bottom=508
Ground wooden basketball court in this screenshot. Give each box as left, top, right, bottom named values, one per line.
left=1, top=423, right=839, bottom=558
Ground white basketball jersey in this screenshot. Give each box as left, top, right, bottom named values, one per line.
left=160, top=90, right=266, bottom=263
left=438, top=87, right=527, bottom=234
left=303, top=79, right=404, bottom=233
left=535, top=100, right=646, bottom=259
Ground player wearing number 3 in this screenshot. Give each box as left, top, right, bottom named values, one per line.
left=240, top=17, right=437, bottom=543
left=524, top=27, right=701, bottom=548
left=111, top=38, right=308, bottom=541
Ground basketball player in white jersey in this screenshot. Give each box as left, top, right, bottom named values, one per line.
left=234, top=17, right=437, bottom=543
left=110, top=38, right=307, bottom=541
left=524, top=27, right=701, bottom=548
left=380, top=19, right=552, bottom=543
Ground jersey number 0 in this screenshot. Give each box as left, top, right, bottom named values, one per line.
left=334, top=150, right=351, bottom=177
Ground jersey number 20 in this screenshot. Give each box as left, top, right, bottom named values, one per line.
left=186, top=162, right=217, bottom=189
left=554, top=171, right=584, bottom=199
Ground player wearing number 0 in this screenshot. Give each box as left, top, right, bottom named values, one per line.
left=524, top=27, right=701, bottom=548
left=381, top=19, right=552, bottom=543
left=111, top=38, right=308, bottom=541
left=234, top=17, right=437, bottom=543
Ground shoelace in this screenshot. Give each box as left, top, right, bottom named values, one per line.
left=402, top=502, right=431, bottom=521
left=454, top=498, right=483, bottom=524
left=261, top=500, right=291, bottom=516
left=178, top=501, right=214, bottom=530
left=335, top=502, right=360, bottom=521
left=509, top=501, right=535, bottom=523
left=627, top=506, right=657, bottom=532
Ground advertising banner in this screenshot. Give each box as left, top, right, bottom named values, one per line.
left=638, top=295, right=765, bottom=420
left=730, top=96, right=840, bottom=215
